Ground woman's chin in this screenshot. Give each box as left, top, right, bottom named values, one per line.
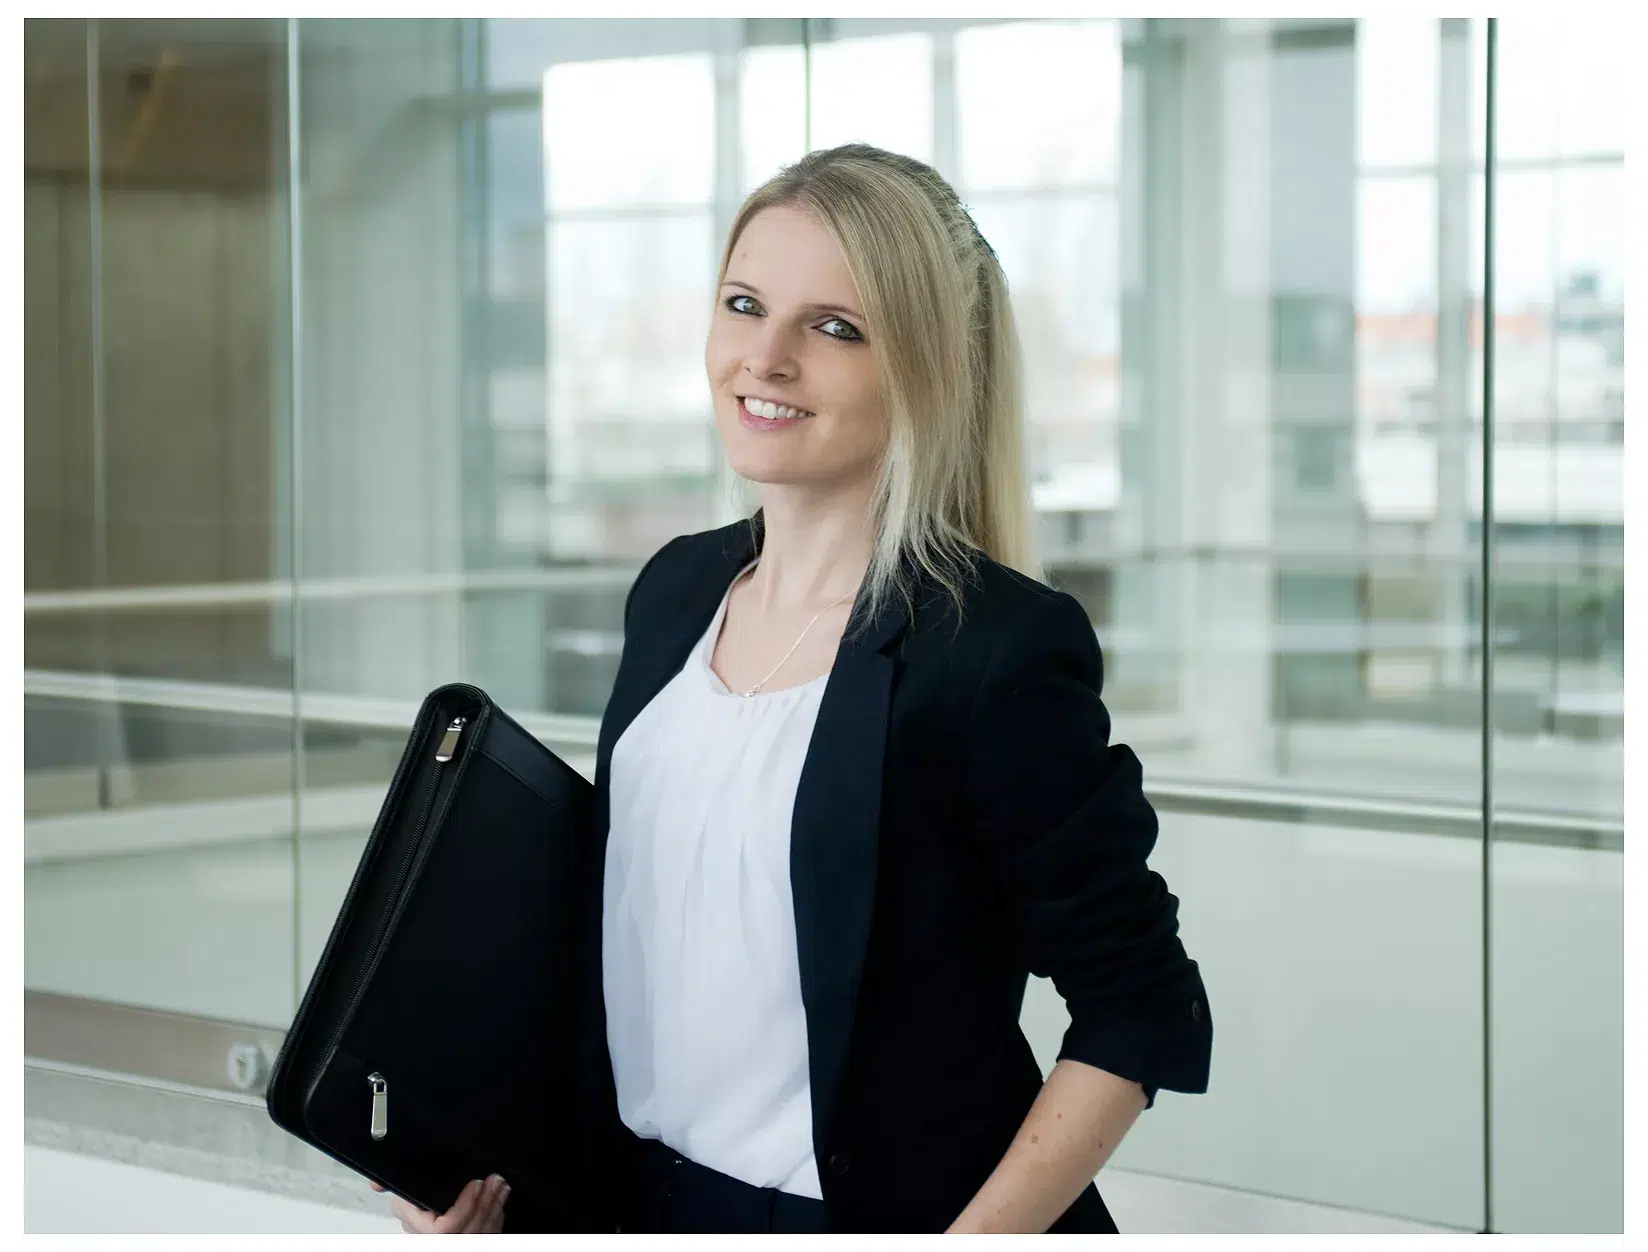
left=729, top=462, right=805, bottom=487
left=720, top=440, right=807, bottom=485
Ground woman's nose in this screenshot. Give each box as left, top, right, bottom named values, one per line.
left=745, top=323, right=799, bottom=378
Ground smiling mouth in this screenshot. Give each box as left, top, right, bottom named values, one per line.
left=738, top=397, right=816, bottom=422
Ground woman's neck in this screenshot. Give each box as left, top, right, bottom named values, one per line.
left=748, top=491, right=876, bottom=618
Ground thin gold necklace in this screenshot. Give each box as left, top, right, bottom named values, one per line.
left=732, top=564, right=856, bottom=698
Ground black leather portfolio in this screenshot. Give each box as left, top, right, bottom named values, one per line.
left=266, top=682, right=591, bottom=1231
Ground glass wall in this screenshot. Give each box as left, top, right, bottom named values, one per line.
left=23, top=17, right=1623, bottom=1234
left=1478, top=16, right=1624, bottom=1235
left=24, top=17, right=299, bottom=1024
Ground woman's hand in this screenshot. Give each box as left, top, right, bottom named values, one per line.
left=370, top=1176, right=510, bottom=1233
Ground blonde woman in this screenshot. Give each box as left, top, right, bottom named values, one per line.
left=391, top=142, right=1211, bottom=1235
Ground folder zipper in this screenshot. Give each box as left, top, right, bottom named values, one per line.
left=369, top=1071, right=389, bottom=1140
left=435, top=716, right=465, bottom=762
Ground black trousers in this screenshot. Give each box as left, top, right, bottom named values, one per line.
left=617, top=1134, right=829, bottom=1234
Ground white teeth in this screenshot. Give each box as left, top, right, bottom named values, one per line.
left=744, top=397, right=811, bottom=420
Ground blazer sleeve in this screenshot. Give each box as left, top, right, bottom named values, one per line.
left=962, top=588, right=1211, bottom=1108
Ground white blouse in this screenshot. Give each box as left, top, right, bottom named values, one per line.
left=602, top=559, right=826, bottom=1200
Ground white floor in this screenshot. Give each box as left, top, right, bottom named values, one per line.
left=24, top=1143, right=1454, bottom=1235
left=26, top=1145, right=402, bottom=1234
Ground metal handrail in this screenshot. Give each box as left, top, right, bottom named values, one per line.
left=21, top=537, right=1623, bottom=616
left=23, top=669, right=1622, bottom=854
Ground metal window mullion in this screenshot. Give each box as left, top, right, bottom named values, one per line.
left=1479, top=14, right=1498, bottom=1236
left=283, top=16, right=308, bottom=1024
left=712, top=22, right=746, bottom=525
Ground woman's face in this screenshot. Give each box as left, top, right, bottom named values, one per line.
left=706, top=204, right=888, bottom=495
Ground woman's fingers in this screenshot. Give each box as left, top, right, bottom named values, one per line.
left=432, top=1178, right=487, bottom=1234
left=376, top=1175, right=508, bottom=1233
left=369, top=1182, right=387, bottom=1193
left=483, top=1176, right=511, bottom=1233
left=466, top=1176, right=508, bottom=1233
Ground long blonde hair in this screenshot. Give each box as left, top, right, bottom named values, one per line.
left=717, top=142, right=1041, bottom=633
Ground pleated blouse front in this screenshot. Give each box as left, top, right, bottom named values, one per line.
left=602, top=558, right=828, bottom=1200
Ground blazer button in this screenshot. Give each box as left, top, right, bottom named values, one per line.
left=827, top=1150, right=852, bottom=1178
left=1190, top=998, right=1203, bottom=1022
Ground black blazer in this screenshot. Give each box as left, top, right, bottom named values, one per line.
left=566, top=512, right=1211, bottom=1234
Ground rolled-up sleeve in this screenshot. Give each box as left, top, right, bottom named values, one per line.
left=963, top=589, right=1212, bottom=1107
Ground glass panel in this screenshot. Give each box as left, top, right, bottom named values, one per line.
left=23, top=16, right=297, bottom=1026
left=1060, top=811, right=1483, bottom=1228
left=293, top=18, right=471, bottom=990
left=806, top=27, right=932, bottom=161
left=1486, top=19, right=1625, bottom=1234
left=1113, top=19, right=1482, bottom=1225
left=956, top=20, right=1121, bottom=191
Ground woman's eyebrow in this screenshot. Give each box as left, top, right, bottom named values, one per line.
left=721, top=279, right=863, bottom=322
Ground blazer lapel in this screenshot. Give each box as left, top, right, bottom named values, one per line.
left=785, top=529, right=912, bottom=1162
left=791, top=613, right=902, bottom=1162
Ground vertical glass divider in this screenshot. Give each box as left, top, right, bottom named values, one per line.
left=1479, top=14, right=1498, bottom=1237
left=84, top=21, right=118, bottom=812
left=286, top=16, right=307, bottom=1019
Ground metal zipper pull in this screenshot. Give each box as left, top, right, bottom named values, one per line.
left=369, top=1071, right=388, bottom=1140
left=435, top=716, right=467, bottom=763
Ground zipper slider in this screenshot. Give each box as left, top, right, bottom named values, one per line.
left=369, top=1071, right=388, bottom=1140
left=435, top=716, right=467, bottom=763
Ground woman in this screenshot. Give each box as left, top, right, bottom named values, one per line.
left=388, top=142, right=1211, bottom=1235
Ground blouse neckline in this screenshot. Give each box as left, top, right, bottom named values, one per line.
left=696, top=559, right=832, bottom=701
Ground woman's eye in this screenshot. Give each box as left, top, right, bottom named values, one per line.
left=725, top=294, right=759, bottom=315
left=821, top=318, right=864, bottom=343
